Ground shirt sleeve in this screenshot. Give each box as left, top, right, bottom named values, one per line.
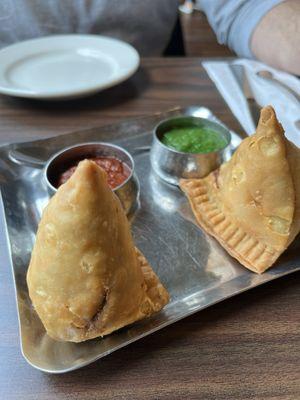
left=197, top=0, right=284, bottom=58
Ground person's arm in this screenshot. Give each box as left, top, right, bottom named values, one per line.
left=251, top=0, right=300, bottom=75
left=199, top=0, right=300, bottom=74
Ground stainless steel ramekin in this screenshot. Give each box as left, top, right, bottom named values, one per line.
left=150, top=116, right=231, bottom=185
left=44, top=142, right=139, bottom=216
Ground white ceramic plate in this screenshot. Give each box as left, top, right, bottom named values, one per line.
left=0, top=34, right=140, bottom=100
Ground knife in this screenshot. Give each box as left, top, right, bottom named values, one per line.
left=230, top=64, right=261, bottom=127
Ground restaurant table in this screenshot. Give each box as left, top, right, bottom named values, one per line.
left=0, top=58, right=299, bottom=400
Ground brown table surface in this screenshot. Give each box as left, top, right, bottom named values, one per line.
left=0, top=58, right=299, bottom=400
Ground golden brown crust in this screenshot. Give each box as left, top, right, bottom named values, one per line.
left=27, top=160, right=169, bottom=342
left=136, top=248, right=170, bottom=313
left=180, top=106, right=300, bottom=273
left=286, top=140, right=300, bottom=245
left=180, top=178, right=278, bottom=273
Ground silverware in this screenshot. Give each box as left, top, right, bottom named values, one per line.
left=230, top=64, right=261, bottom=128
left=150, top=116, right=231, bottom=185
left=9, top=143, right=140, bottom=216
left=44, top=142, right=140, bottom=216
left=9, top=145, right=152, bottom=166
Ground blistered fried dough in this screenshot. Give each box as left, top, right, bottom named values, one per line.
left=27, top=160, right=169, bottom=342
left=180, top=106, right=300, bottom=273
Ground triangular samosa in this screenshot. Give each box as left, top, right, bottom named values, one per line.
left=180, top=106, right=300, bottom=273
left=27, top=160, right=169, bottom=342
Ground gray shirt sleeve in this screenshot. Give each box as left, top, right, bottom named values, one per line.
left=198, top=0, right=284, bottom=58
left=0, top=0, right=179, bottom=55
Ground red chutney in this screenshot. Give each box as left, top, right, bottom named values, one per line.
left=57, top=157, right=131, bottom=189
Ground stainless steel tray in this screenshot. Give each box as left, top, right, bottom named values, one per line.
left=1, top=106, right=299, bottom=374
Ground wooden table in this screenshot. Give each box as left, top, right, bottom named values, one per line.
left=0, top=58, right=299, bottom=400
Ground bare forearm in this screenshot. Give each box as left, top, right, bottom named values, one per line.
left=251, top=0, right=300, bottom=75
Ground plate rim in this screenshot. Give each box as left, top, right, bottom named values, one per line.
left=0, top=34, right=140, bottom=99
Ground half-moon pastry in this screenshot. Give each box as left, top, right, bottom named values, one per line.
left=180, top=106, right=300, bottom=273
left=27, top=160, right=169, bottom=342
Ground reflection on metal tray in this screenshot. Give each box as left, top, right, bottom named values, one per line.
left=0, top=106, right=299, bottom=374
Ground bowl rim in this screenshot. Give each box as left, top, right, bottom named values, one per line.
left=153, top=115, right=231, bottom=156
left=44, top=141, right=135, bottom=192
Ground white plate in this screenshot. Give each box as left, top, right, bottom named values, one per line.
left=0, top=35, right=140, bottom=100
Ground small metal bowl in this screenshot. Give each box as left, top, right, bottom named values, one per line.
left=44, top=142, right=139, bottom=216
left=150, top=116, right=231, bottom=185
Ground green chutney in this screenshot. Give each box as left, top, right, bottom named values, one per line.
left=161, top=126, right=228, bottom=154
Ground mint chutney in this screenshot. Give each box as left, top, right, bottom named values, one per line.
left=161, top=126, right=228, bottom=153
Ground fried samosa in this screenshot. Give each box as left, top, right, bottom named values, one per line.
left=27, top=160, right=169, bottom=342
left=180, top=106, right=300, bottom=273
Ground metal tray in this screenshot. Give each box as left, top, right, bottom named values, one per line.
left=1, top=106, right=299, bottom=374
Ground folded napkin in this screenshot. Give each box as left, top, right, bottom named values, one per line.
left=202, top=59, right=300, bottom=146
